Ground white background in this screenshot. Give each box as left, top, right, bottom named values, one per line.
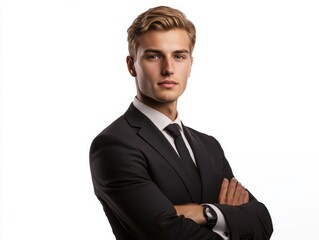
left=1, top=0, right=318, bottom=239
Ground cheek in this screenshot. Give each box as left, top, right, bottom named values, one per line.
left=135, top=74, right=153, bottom=93
left=181, top=79, right=189, bottom=91
left=180, top=65, right=191, bottom=89
left=136, top=62, right=154, bottom=78
left=179, top=65, right=192, bottom=80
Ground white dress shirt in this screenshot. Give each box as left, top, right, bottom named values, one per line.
left=133, top=98, right=229, bottom=239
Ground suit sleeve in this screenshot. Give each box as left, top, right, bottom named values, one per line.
left=90, top=134, right=221, bottom=240
left=213, top=138, right=274, bottom=240
left=215, top=201, right=273, bottom=240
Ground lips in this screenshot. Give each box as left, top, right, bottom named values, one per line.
left=158, top=80, right=178, bottom=89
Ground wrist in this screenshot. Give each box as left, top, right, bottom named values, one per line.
left=175, top=204, right=207, bottom=225
left=197, top=205, right=207, bottom=225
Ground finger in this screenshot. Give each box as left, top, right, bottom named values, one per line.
left=225, top=177, right=237, bottom=204
left=226, top=177, right=237, bottom=205
left=218, top=178, right=229, bottom=204
left=238, top=185, right=246, bottom=204
left=243, top=190, right=249, bottom=203
left=233, top=182, right=244, bottom=206
left=241, top=191, right=249, bottom=204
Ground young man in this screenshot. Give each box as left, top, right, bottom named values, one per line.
left=90, top=6, right=273, bottom=240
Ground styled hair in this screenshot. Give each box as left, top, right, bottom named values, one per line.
left=127, top=6, right=196, bottom=57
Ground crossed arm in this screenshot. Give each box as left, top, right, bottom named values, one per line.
left=91, top=134, right=273, bottom=239
left=174, top=177, right=249, bottom=225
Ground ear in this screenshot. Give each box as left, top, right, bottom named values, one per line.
left=126, top=56, right=137, bottom=77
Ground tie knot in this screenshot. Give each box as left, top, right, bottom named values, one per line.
left=165, top=123, right=181, bottom=138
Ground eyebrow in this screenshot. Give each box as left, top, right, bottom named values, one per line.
left=143, top=49, right=190, bottom=54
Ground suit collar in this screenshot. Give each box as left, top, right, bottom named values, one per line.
left=124, top=104, right=202, bottom=203
left=132, top=97, right=182, bottom=131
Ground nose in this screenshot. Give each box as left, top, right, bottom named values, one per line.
left=161, top=58, right=174, bottom=76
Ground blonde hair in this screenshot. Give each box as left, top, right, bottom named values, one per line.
left=127, top=6, right=196, bottom=57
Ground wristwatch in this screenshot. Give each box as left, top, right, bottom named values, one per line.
left=202, top=204, right=217, bottom=228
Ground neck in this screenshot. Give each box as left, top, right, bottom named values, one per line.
left=136, top=95, right=178, bottom=121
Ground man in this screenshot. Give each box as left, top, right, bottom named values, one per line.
left=90, top=5, right=273, bottom=240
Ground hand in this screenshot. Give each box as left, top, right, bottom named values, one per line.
left=174, top=204, right=206, bottom=225
left=218, top=178, right=249, bottom=206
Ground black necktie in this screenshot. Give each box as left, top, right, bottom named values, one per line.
left=165, top=123, right=202, bottom=201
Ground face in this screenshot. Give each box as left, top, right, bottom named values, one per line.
left=127, top=29, right=193, bottom=109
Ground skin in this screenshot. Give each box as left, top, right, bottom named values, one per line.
left=126, top=29, right=249, bottom=225
left=127, top=29, right=192, bottom=121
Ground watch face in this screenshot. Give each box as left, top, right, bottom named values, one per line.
left=205, top=208, right=214, bottom=219
left=204, top=205, right=217, bottom=228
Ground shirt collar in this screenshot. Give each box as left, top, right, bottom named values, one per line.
left=133, top=97, right=182, bottom=131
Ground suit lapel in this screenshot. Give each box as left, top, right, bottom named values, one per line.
left=183, top=125, right=219, bottom=203
left=124, top=104, right=201, bottom=203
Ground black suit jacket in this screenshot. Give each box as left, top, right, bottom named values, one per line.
left=90, top=104, right=273, bottom=240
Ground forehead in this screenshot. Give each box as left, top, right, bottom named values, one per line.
left=136, top=29, right=191, bottom=53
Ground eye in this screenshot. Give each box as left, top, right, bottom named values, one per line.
left=174, top=54, right=187, bottom=61
left=146, top=54, right=162, bottom=60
